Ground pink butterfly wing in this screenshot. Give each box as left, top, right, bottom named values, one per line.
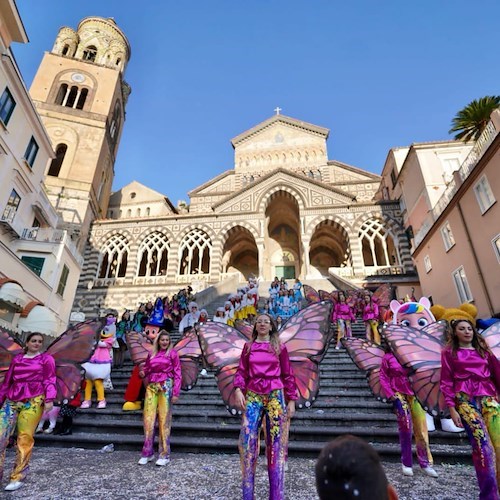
left=481, top=322, right=500, bottom=360
left=372, top=284, right=392, bottom=307
left=234, top=320, right=254, bottom=340
left=319, top=290, right=334, bottom=302
left=197, top=322, right=249, bottom=414
left=303, top=284, right=320, bottom=304
left=174, top=329, right=202, bottom=390
left=0, top=326, right=23, bottom=386
left=279, top=301, right=333, bottom=362
left=382, top=323, right=447, bottom=415
left=290, top=358, right=320, bottom=408
left=46, top=319, right=103, bottom=403
left=125, top=331, right=153, bottom=366
left=342, top=337, right=386, bottom=401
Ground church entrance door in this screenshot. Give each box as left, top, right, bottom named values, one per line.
left=275, top=266, right=296, bottom=279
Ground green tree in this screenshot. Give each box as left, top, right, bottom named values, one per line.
left=449, top=95, right=500, bottom=141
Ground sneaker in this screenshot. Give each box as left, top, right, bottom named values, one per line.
left=335, top=345, right=340, bottom=350
left=156, top=458, right=170, bottom=466
left=5, top=481, right=23, bottom=491
left=97, top=400, right=107, bottom=409
left=402, top=465, right=413, bottom=476
left=80, top=400, right=91, bottom=409
left=138, top=456, right=154, bottom=465
left=36, top=427, right=43, bottom=434
left=44, top=427, right=55, bottom=434
left=422, top=467, right=438, bottom=478
left=200, top=369, right=209, bottom=377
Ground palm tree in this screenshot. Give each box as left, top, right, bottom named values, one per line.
left=449, top=95, right=500, bottom=141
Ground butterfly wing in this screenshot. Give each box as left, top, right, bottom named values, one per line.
left=291, top=358, right=320, bottom=409
left=481, top=322, right=500, bottom=360
left=382, top=323, right=447, bottom=415
left=125, top=330, right=153, bottom=366
left=174, top=328, right=202, bottom=391
left=303, top=284, right=321, bottom=304
left=233, top=320, right=254, bottom=340
left=372, top=284, right=391, bottom=307
left=279, top=301, right=333, bottom=363
left=0, top=326, right=23, bottom=386
left=197, top=322, right=248, bottom=415
left=46, top=319, right=103, bottom=403
left=342, top=337, right=386, bottom=400
left=319, top=290, right=334, bottom=302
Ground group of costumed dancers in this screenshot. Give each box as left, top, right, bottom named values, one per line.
left=0, top=285, right=499, bottom=500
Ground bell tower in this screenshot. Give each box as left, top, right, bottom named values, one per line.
left=29, top=17, right=131, bottom=249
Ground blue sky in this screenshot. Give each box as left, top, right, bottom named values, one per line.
left=14, top=1, right=500, bottom=205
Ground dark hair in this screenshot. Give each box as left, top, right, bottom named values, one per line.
left=24, top=332, right=44, bottom=353
left=448, top=319, right=489, bottom=358
left=315, top=435, right=389, bottom=500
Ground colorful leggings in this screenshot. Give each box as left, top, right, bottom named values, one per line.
left=336, top=319, right=352, bottom=344
left=365, top=320, right=380, bottom=344
left=239, top=389, right=288, bottom=500
left=0, top=395, right=44, bottom=482
left=456, top=393, right=500, bottom=500
left=393, top=392, right=433, bottom=468
left=141, top=380, right=173, bottom=459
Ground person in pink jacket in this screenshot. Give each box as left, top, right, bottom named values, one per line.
left=441, top=319, right=500, bottom=500
left=0, top=332, right=56, bottom=492
left=138, top=330, right=181, bottom=467
left=333, top=292, right=355, bottom=349
left=234, top=313, right=297, bottom=500
left=362, top=293, right=380, bottom=344
left=379, top=349, right=437, bottom=479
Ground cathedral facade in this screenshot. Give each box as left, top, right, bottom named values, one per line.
left=73, top=114, right=415, bottom=316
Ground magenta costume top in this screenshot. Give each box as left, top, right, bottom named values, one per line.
left=0, top=353, right=57, bottom=405
left=379, top=352, right=413, bottom=399
left=333, top=303, right=355, bottom=321
left=440, top=347, right=500, bottom=407
left=234, top=342, right=298, bottom=401
left=362, top=303, right=379, bottom=321
left=143, top=349, right=182, bottom=397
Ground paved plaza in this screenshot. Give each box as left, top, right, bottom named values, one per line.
left=2, top=447, right=478, bottom=499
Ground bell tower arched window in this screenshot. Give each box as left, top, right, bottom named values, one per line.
left=48, top=144, right=68, bottom=177
left=55, top=84, right=88, bottom=110
left=83, top=45, right=97, bottom=62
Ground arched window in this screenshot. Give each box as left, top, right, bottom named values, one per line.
left=110, top=101, right=122, bottom=144
left=98, top=234, right=129, bottom=278
left=146, top=207, right=151, bottom=216
left=47, top=144, right=67, bottom=177
left=62, top=45, right=69, bottom=56
left=136, top=208, right=141, bottom=217
left=76, top=88, right=88, bottom=110
left=178, top=229, right=212, bottom=275
left=137, top=232, right=170, bottom=277
left=126, top=209, right=131, bottom=217
left=116, top=57, right=121, bottom=66
left=66, top=86, right=78, bottom=107
left=55, top=84, right=68, bottom=105
left=359, top=219, right=400, bottom=267
left=83, top=45, right=97, bottom=62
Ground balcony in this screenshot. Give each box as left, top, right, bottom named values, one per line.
left=20, top=227, right=84, bottom=267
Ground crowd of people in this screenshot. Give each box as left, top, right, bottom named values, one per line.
left=0, top=279, right=499, bottom=499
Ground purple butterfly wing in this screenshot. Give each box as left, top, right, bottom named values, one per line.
left=382, top=323, right=447, bottom=415
left=0, top=326, right=23, bottom=386
left=234, top=320, right=254, bottom=340
left=291, top=359, right=320, bottom=409
left=125, top=331, right=153, bottom=366
left=342, top=337, right=386, bottom=401
left=481, top=322, right=500, bottom=360
left=303, top=284, right=320, bottom=304
left=46, top=319, right=102, bottom=403
left=174, top=329, right=202, bottom=391
left=197, top=322, right=248, bottom=415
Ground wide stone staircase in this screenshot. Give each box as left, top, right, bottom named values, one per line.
left=37, top=318, right=471, bottom=462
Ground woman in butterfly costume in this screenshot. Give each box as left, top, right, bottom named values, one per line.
left=0, top=321, right=100, bottom=492
left=138, top=330, right=181, bottom=466
left=441, top=319, right=500, bottom=500
left=234, top=313, right=297, bottom=500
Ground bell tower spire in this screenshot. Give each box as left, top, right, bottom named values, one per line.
left=29, top=17, right=132, bottom=249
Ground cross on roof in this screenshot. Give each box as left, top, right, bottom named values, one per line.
left=274, top=106, right=282, bottom=115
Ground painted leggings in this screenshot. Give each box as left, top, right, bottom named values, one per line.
left=85, top=379, right=104, bottom=402
left=365, top=320, right=380, bottom=344
left=141, top=380, right=173, bottom=459
left=393, top=392, right=433, bottom=468
left=0, top=395, right=44, bottom=482
left=455, top=393, right=500, bottom=500
left=336, top=319, right=352, bottom=345
left=239, top=389, right=288, bottom=500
